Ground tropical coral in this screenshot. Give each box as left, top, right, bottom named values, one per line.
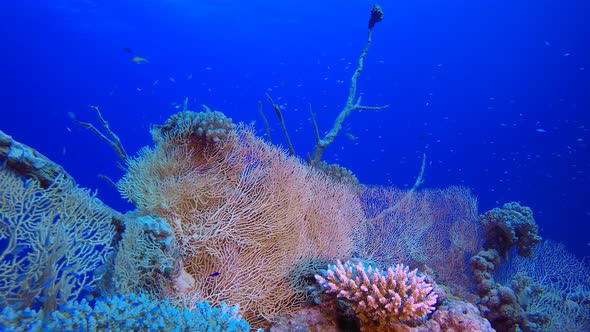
left=315, top=259, right=438, bottom=331
left=0, top=293, right=252, bottom=332
left=356, top=186, right=481, bottom=291
left=479, top=202, right=541, bottom=258
left=315, top=160, right=360, bottom=186
left=470, top=203, right=544, bottom=331
left=497, top=240, right=590, bottom=332
left=404, top=301, right=494, bottom=332
left=106, top=214, right=177, bottom=298
left=117, top=111, right=365, bottom=328
left=0, top=165, right=115, bottom=313
left=151, top=110, right=236, bottom=144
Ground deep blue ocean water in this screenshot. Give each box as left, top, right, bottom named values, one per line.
left=1, top=0, right=588, bottom=259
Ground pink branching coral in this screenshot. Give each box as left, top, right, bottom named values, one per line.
left=315, top=260, right=438, bottom=330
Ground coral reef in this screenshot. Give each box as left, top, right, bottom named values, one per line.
left=356, top=186, right=481, bottom=291
left=479, top=202, right=541, bottom=258
left=118, top=114, right=365, bottom=328
left=2, top=109, right=586, bottom=331
left=0, top=165, right=115, bottom=313
left=0, top=293, right=252, bottom=331
left=401, top=301, right=495, bottom=332
left=107, top=214, right=177, bottom=298
left=471, top=203, right=544, bottom=331
left=496, top=240, right=590, bottom=331
left=315, top=260, right=438, bottom=331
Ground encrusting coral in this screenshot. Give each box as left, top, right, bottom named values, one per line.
left=470, top=202, right=544, bottom=331
left=479, top=202, right=541, bottom=258
left=315, top=259, right=438, bottom=331
left=151, top=110, right=236, bottom=144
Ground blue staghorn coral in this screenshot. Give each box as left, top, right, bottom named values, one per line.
left=0, top=293, right=253, bottom=332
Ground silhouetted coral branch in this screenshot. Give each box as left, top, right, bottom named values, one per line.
left=266, top=93, right=295, bottom=156
left=311, top=6, right=388, bottom=165
left=71, top=105, right=128, bottom=164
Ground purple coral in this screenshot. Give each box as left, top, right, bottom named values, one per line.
left=315, top=260, right=438, bottom=329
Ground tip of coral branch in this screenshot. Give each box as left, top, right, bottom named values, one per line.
left=368, top=4, right=384, bottom=29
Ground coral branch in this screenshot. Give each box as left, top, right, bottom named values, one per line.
left=308, top=103, right=320, bottom=145
left=265, top=93, right=295, bottom=156
left=257, top=100, right=272, bottom=143
left=71, top=105, right=128, bottom=163
left=311, top=6, right=388, bottom=165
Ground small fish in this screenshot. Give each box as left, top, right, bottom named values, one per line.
left=153, top=79, right=159, bottom=86
left=62, top=264, right=74, bottom=272
left=204, top=66, right=213, bottom=71
left=131, top=56, right=149, bottom=64
left=12, top=244, right=28, bottom=257
left=345, top=132, right=358, bottom=141
left=71, top=272, right=83, bottom=280
left=536, top=128, right=547, bottom=133
left=169, top=77, right=176, bottom=83
left=123, top=47, right=133, bottom=53
left=187, top=73, right=193, bottom=80
left=209, top=272, right=220, bottom=277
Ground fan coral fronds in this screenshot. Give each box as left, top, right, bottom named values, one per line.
left=315, top=260, right=438, bottom=330
left=0, top=165, right=115, bottom=313
left=118, top=112, right=365, bottom=328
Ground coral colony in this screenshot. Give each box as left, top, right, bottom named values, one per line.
left=1, top=4, right=589, bottom=332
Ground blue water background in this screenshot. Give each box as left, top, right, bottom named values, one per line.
left=1, top=0, right=588, bottom=258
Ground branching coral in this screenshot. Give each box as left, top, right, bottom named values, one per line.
left=315, top=260, right=438, bottom=331
left=0, top=293, right=252, bottom=332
